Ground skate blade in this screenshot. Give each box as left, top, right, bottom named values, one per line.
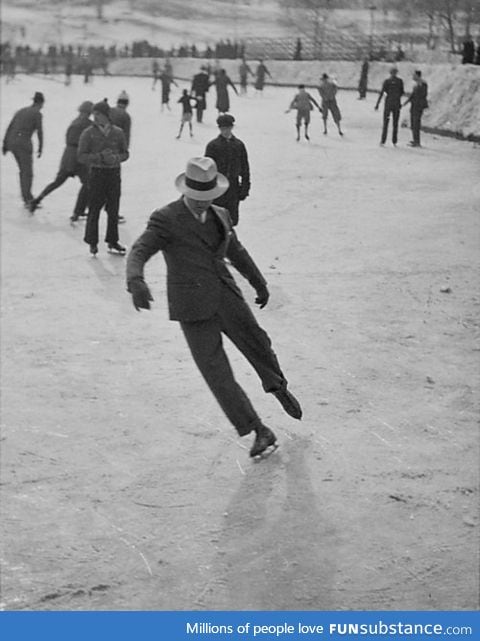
left=252, top=442, right=279, bottom=461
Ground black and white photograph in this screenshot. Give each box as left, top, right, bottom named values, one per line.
left=1, top=0, right=479, bottom=614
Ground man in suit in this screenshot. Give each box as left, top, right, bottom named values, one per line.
left=126, top=157, right=302, bottom=459
left=2, top=91, right=44, bottom=208
left=204, top=114, right=250, bottom=226
left=375, top=66, right=404, bottom=146
left=402, top=70, right=428, bottom=148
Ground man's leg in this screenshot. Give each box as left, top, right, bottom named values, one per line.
left=72, top=165, right=90, bottom=218
left=392, top=106, right=400, bottom=144
left=104, top=170, right=121, bottom=245
left=218, top=288, right=302, bottom=419
left=331, top=101, right=343, bottom=135
left=84, top=170, right=105, bottom=249
left=180, top=317, right=261, bottom=436
left=381, top=106, right=390, bottom=144
left=34, top=169, right=70, bottom=204
left=411, top=108, right=422, bottom=145
left=12, top=147, right=33, bottom=203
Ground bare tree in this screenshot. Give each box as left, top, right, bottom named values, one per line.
left=281, top=0, right=335, bottom=58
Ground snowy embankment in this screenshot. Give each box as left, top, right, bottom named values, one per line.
left=109, top=58, right=480, bottom=140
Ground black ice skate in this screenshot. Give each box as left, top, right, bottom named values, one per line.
left=108, top=242, right=126, bottom=255
left=250, top=425, right=278, bottom=459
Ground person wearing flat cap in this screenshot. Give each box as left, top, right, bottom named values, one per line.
left=2, top=91, right=45, bottom=208
left=204, top=113, right=250, bottom=226
left=29, top=101, right=94, bottom=219
left=77, top=99, right=129, bottom=255
left=126, top=156, right=302, bottom=459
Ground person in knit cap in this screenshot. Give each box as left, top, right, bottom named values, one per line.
left=77, top=99, right=129, bottom=256
left=109, top=91, right=131, bottom=224
left=110, top=90, right=131, bottom=148
left=2, top=91, right=45, bottom=208
left=29, top=101, right=94, bottom=219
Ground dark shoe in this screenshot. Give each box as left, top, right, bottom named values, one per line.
left=27, top=199, right=40, bottom=213
left=108, top=242, right=126, bottom=255
left=89, top=244, right=98, bottom=256
left=250, top=425, right=277, bottom=458
left=305, top=133, right=310, bottom=140
left=273, top=385, right=302, bottom=420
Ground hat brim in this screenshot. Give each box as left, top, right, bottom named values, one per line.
left=174, top=172, right=229, bottom=200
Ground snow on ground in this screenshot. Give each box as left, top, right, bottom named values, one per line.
left=1, top=74, right=479, bottom=610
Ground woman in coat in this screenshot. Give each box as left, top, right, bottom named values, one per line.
left=214, top=69, right=238, bottom=114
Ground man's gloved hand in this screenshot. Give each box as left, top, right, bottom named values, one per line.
left=37, top=149, right=42, bottom=158
left=128, top=278, right=154, bottom=311
left=255, top=284, right=269, bottom=309
left=2, top=145, right=8, bottom=156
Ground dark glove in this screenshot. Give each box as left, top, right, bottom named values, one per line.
left=255, top=284, right=269, bottom=309
left=37, top=149, right=42, bottom=158
left=2, top=145, right=7, bottom=156
left=128, top=278, right=154, bottom=311
left=100, top=149, right=118, bottom=165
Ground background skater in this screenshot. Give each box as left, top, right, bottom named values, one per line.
left=204, top=114, right=250, bottom=226
left=29, top=101, right=93, bottom=221
left=176, top=89, right=196, bottom=139
left=126, top=157, right=302, bottom=459
left=2, top=91, right=45, bottom=209
left=78, top=100, right=129, bottom=256
left=286, top=84, right=321, bottom=141
left=375, top=66, right=404, bottom=146
left=318, top=73, right=344, bottom=136
left=402, top=70, right=429, bottom=148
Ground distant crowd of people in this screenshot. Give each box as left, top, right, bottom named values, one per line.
left=0, top=39, right=250, bottom=80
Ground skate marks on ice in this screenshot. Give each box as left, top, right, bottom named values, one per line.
left=194, top=435, right=337, bottom=610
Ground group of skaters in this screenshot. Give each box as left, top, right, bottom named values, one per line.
left=1, top=60, right=435, bottom=460
left=152, top=58, right=272, bottom=139
left=285, top=65, right=429, bottom=148
left=3, top=62, right=429, bottom=255
left=2, top=90, right=132, bottom=256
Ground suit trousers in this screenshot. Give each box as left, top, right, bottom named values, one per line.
left=410, top=107, right=424, bottom=144
left=381, top=105, right=400, bottom=144
left=180, top=285, right=286, bottom=436
left=84, top=167, right=120, bottom=246
left=11, top=146, right=33, bottom=203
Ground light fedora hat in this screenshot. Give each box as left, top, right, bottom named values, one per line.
left=175, top=157, right=229, bottom=200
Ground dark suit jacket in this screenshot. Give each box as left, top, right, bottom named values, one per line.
left=126, top=198, right=266, bottom=322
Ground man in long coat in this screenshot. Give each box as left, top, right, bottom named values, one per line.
left=204, top=114, right=250, bottom=226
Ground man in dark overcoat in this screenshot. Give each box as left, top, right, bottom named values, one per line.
left=191, top=66, right=210, bottom=123
left=204, top=114, right=250, bottom=226
left=2, top=91, right=44, bottom=207
left=375, top=66, right=404, bottom=146
left=29, top=101, right=93, bottom=219
left=403, top=70, right=429, bottom=147
left=126, top=157, right=302, bottom=459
